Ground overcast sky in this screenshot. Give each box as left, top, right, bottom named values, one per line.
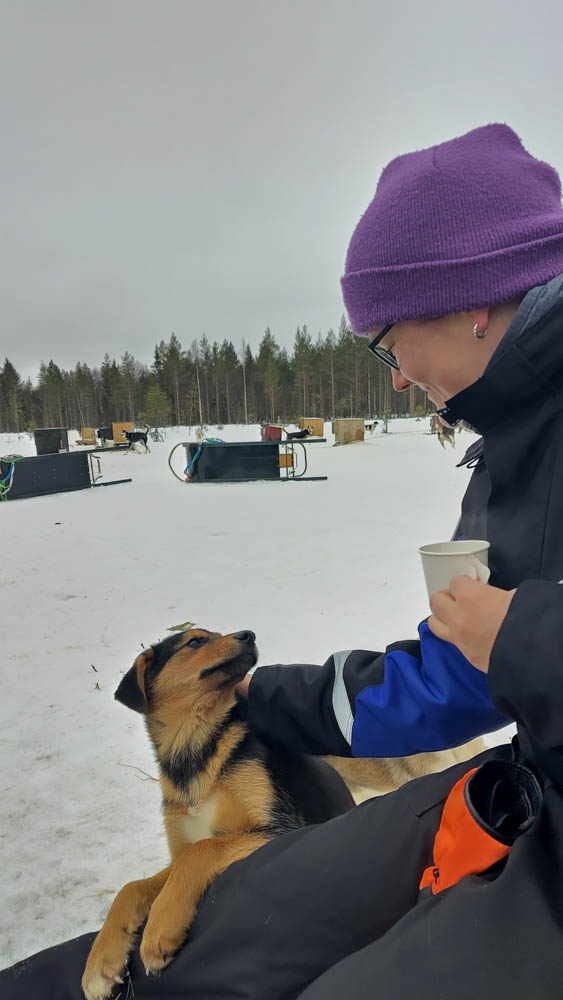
left=2, top=0, right=563, bottom=382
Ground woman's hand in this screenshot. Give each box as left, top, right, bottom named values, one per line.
left=428, top=577, right=517, bottom=673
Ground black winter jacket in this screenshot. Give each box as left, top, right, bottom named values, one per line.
left=246, top=276, right=563, bottom=787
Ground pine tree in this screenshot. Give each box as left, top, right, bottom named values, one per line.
left=159, top=334, right=184, bottom=424
left=189, top=340, right=205, bottom=427
left=219, top=340, right=239, bottom=423
left=293, top=325, right=313, bottom=415
left=199, top=335, right=212, bottom=423
left=140, top=384, right=172, bottom=426
left=255, top=328, right=279, bottom=421
left=100, top=355, right=122, bottom=424
left=120, top=352, right=139, bottom=420
left=37, top=360, right=65, bottom=426
left=0, top=358, right=23, bottom=432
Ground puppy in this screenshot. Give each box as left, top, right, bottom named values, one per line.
left=82, top=628, right=352, bottom=1000
left=324, top=736, right=487, bottom=803
left=285, top=426, right=313, bottom=440
left=121, top=424, right=151, bottom=453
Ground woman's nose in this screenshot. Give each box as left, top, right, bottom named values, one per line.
left=392, top=369, right=412, bottom=391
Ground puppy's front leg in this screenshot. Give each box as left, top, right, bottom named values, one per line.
left=140, top=833, right=269, bottom=975
left=82, top=866, right=171, bottom=1000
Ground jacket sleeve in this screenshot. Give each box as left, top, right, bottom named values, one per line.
left=247, top=622, right=509, bottom=758
left=488, top=580, right=563, bottom=773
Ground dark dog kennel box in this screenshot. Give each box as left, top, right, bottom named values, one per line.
left=34, top=428, right=69, bottom=455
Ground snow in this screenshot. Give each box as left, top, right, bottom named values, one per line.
left=0, top=419, right=514, bottom=968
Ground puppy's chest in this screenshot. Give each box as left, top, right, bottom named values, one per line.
left=178, top=794, right=220, bottom=845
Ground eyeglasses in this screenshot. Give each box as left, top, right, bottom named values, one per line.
left=367, top=324, right=399, bottom=370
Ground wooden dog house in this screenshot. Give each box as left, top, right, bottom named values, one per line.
left=299, top=417, right=324, bottom=437
left=332, top=418, right=365, bottom=445
left=261, top=424, right=283, bottom=441
left=111, top=421, right=133, bottom=443
left=76, top=427, right=96, bottom=446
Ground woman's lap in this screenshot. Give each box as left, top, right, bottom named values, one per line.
left=1, top=765, right=462, bottom=1000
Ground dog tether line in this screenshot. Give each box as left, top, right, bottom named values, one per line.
left=0, top=455, right=24, bottom=501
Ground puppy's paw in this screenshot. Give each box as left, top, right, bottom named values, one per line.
left=82, top=934, right=131, bottom=1000
left=139, top=926, right=180, bottom=975
left=140, top=905, right=195, bottom=975
left=82, top=960, right=123, bottom=1000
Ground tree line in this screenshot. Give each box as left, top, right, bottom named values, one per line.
left=0, top=318, right=432, bottom=433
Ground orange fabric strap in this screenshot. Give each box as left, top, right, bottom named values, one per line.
left=419, top=768, right=511, bottom=895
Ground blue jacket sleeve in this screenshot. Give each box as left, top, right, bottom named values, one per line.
left=246, top=622, right=509, bottom=757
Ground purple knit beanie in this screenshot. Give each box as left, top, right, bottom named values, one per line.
left=341, top=123, right=563, bottom=334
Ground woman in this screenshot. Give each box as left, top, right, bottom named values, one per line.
left=4, top=123, right=563, bottom=999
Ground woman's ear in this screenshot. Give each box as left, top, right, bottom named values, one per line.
left=114, top=648, right=154, bottom=713
left=471, top=307, right=490, bottom=335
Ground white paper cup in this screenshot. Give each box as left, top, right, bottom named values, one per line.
left=418, top=540, right=491, bottom=599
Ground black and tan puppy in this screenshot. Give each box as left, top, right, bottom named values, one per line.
left=82, top=628, right=353, bottom=1000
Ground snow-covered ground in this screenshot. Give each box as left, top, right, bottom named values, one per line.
left=0, top=419, right=514, bottom=968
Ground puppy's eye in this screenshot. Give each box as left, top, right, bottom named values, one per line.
left=187, top=636, right=204, bottom=648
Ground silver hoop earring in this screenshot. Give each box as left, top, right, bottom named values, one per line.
left=473, top=323, right=488, bottom=339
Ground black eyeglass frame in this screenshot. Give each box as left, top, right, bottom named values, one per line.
left=367, top=324, right=399, bottom=370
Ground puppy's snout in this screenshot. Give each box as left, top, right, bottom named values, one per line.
left=234, top=631, right=256, bottom=645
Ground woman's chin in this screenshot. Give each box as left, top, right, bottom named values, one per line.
left=426, top=391, right=446, bottom=410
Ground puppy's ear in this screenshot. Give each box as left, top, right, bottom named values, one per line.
left=114, top=648, right=154, bottom=713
